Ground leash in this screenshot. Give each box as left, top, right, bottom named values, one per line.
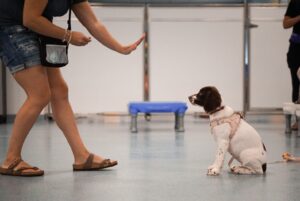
left=227, top=153, right=293, bottom=167
left=267, top=160, right=287, bottom=164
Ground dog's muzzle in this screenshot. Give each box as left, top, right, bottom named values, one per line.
left=188, top=94, right=197, bottom=105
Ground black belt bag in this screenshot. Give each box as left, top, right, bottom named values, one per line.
left=39, top=1, right=72, bottom=68
left=39, top=36, right=69, bottom=67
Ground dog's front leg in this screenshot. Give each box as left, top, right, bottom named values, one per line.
left=207, top=138, right=230, bottom=176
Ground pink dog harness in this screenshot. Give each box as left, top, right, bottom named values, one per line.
left=210, top=113, right=243, bottom=139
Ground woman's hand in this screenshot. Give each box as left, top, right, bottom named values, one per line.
left=72, top=2, right=146, bottom=53
left=283, top=15, right=300, bottom=29
left=70, top=31, right=92, bottom=46
left=118, top=33, right=146, bottom=55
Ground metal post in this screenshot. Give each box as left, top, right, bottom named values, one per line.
left=143, top=4, right=151, bottom=120
left=143, top=4, right=150, bottom=102
left=243, top=0, right=250, bottom=115
left=0, top=59, right=7, bottom=123
left=243, top=0, right=258, bottom=115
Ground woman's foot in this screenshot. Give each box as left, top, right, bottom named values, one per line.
left=73, top=153, right=118, bottom=171
left=0, top=158, right=44, bottom=176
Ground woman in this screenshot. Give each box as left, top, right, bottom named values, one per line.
left=283, top=0, right=300, bottom=130
left=0, top=0, right=145, bottom=176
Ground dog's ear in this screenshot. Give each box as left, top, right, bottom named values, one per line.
left=201, top=86, right=222, bottom=113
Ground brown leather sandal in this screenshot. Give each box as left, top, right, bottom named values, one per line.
left=73, top=153, right=118, bottom=171
left=0, top=158, right=44, bottom=177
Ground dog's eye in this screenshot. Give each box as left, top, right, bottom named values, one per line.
left=197, top=93, right=203, bottom=99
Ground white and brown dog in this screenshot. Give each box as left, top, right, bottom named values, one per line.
left=189, top=86, right=267, bottom=175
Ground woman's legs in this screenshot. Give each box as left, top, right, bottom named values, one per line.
left=1, top=66, right=116, bottom=172
left=46, top=68, right=113, bottom=165
left=289, top=66, right=299, bottom=103
left=1, top=66, right=50, bottom=172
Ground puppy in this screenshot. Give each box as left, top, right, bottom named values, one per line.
left=189, top=86, right=267, bottom=175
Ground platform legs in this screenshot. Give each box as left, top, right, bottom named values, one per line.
left=175, top=113, right=185, bottom=132
left=283, top=103, right=296, bottom=134
left=296, top=111, right=300, bottom=137
left=130, top=114, right=138, bottom=133
left=130, top=113, right=185, bottom=133
left=283, top=102, right=300, bottom=135
left=285, top=114, right=292, bottom=134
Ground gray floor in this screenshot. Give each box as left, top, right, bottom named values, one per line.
left=0, top=114, right=300, bottom=201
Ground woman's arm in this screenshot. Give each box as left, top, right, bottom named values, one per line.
left=72, top=2, right=145, bottom=55
left=23, top=0, right=91, bottom=46
left=283, top=15, right=300, bottom=29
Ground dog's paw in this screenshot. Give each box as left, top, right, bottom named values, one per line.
left=207, top=166, right=220, bottom=176
left=230, top=166, right=239, bottom=173
left=230, top=166, right=256, bottom=175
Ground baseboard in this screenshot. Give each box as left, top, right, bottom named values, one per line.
left=0, top=115, right=7, bottom=124
left=1, top=115, right=47, bottom=124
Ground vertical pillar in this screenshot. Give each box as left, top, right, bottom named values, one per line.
left=243, top=0, right=258, bottom=115
left=143, top=4, right=150, bottom=102
left=243, top=0, right=250, bottom=115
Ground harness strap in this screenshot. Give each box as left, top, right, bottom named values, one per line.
left=210, top=113, right=243, bottom=139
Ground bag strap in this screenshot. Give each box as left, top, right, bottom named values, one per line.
left=67, top=0, right=72, bottom=30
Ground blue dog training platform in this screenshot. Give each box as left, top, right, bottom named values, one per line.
left=128, top=102, right=188, bottom=133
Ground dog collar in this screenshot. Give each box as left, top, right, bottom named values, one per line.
left=208, top=106, right=225, bottom=115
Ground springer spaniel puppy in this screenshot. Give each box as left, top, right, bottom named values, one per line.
left=189, top=86, right=267, bottom=175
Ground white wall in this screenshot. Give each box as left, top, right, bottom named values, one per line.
left=250, top=6, right=291, bottom=108
left=149, top=7, right=244, bottom=112
left=4, top=5, right=291, bottom=114
left=57, top=7, right=145, bottom=113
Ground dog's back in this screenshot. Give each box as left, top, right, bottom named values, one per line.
left=211, top=106, right=267, bottom=169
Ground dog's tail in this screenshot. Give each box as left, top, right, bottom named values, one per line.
left=262, top=142, right=267, bottom=173
left=262, top=163, right=267, bottom=173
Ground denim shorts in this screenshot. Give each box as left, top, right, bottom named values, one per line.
left=0, top=25, right=41, bottom=74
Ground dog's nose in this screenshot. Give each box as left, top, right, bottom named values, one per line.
left=188, top=95, right=195, bottom=104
